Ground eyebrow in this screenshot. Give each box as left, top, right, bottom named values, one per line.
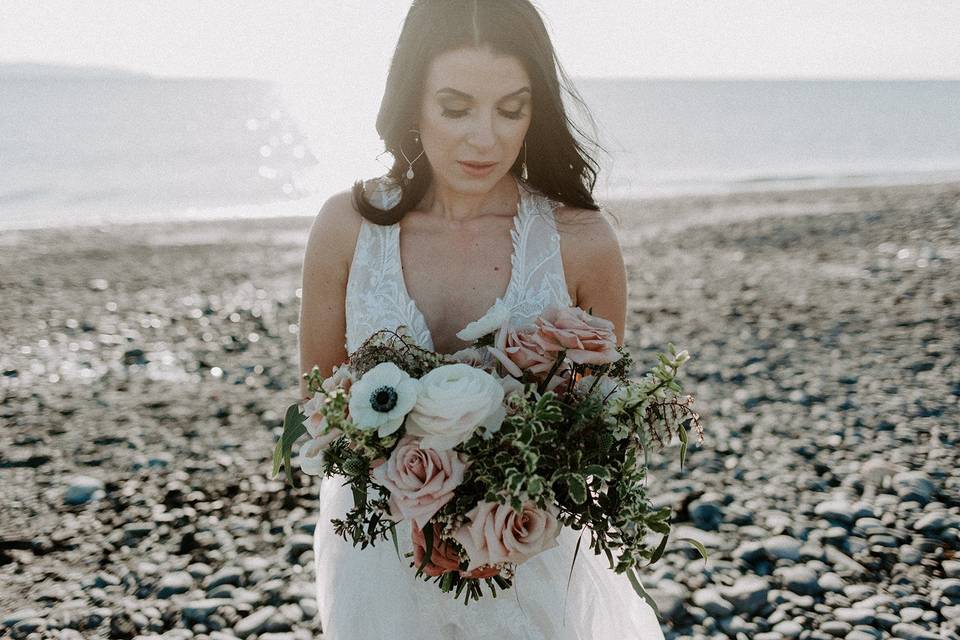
left=435, top=87, right=531, bottom=100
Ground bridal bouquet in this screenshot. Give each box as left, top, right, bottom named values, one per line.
left=272, top=304, right=705, bottom=610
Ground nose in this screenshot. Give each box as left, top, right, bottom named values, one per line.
left=466, top=112, right=497, bottom=150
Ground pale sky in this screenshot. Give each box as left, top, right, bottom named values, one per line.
left=2, top=1, right=959, bottom=82
left=4, top=1, right=957, bottom=197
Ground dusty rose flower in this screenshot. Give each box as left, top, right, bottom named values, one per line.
left=452, top=499, right=561, bottom=572
left=370, top=434, right=469, bottom=528
left=411, top=521, right=462, bottom=576
left=301, top=392, right=327, bottom=437
left=486, top=321, right=556, bottom=378
left=534, top=305, right=621, bottom=366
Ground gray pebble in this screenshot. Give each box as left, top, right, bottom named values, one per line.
left=818, top=572, right=845, bottom=592
left=892, top=471, right=935, bottom=504
left=692, top=587, right=735, bottom=618
left=776, top=565, right=821, bottom=595
left=720, top=576, right=770, bottom=615
left=814, top=500, right=853, bottom=524
left=819, top=620, right=852, bottom=637
left=932, top=577, right=960, bottom=599
left=833, top=607, right=876, bottom=626
left=64, top=475, right=105, bottom=505
left=156, top=571, right=194, bottom=598
left=180, top=599, right=231, bottom=624
left=733, top=540, right=766, bottom=564
left=689, top=497, right=724, bottom=530
left=771, top=620, right=803, bottom=638
left=890, top=622, right=941, bottom=640
left=233, top=606, right=277, bottom=638
left=203, top=566, right=243, bottom=590
left=898, top=545, right=923, bottom=565
left=942, top=560, right=960, bottom=578
left=899, top=607, right=924, bottom=622
left=764, top=535, right=803, bottom=561
left=912, top=511, right=948, bottom=531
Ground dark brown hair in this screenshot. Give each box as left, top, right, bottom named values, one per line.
left=350, top=0, right=606, bottom=225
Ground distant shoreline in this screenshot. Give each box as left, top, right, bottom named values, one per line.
left=2, top=179, right=957, bottom=252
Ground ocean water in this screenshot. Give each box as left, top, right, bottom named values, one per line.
left=1, top=66, right=959, bottom=230
left=577, top=78, right=960, bottom=198
left=0, top=64, right=320, bottom=230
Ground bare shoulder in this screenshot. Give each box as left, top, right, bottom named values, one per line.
left=553, top=205, right=625, bottom=304
left=304, top=187, right=366, bottom=273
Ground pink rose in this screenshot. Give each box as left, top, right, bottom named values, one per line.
left=533, top=305, right=621, bottom=367
left=411, top=521, right=462, bottom=577
left=370, top=434, right=469, bottom=528
left=452, top=499, right=561, bottom=572
left=486, top=321, right=556, bottom=378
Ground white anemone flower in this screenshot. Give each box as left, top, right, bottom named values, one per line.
left=348, top=362, right=419, bottom=437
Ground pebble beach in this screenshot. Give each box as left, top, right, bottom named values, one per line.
left=1, top=180, right=958, bottom=639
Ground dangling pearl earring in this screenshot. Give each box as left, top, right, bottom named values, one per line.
left=520, top=139, right=529, bottom=181
left=400, top=129, right=425, bottom=181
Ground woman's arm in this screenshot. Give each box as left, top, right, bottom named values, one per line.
left=297, top=191, right=363, bottom=401
left=560, top=208, right=628, bottom=347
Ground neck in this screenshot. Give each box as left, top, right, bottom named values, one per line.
left=418, top=173, right=521, bottom=225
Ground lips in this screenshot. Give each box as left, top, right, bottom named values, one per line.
left=459, top=161, right=497, bottom=168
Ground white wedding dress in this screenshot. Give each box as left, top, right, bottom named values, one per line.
left=312, top=174, right=665, bottom=639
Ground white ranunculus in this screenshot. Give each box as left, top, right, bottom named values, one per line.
left=348, top=362, right=419, bottom=437
left=406, top=363, right=505, bottom=450
left=456, top=298, right=512, bottom=342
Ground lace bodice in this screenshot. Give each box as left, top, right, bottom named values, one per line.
left=344, top=175, right=572, bottom=354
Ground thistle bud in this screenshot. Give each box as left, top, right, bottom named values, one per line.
left=342, top=456, right=368, bottom=476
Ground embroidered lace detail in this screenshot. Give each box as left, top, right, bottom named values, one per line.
left=345, top=176, right=571, bottom=355
left=344, top=177, right=433, bottom=354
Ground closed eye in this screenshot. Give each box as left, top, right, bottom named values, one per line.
left=441, top=107, right=526, bottom=120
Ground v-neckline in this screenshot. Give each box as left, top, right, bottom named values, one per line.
left=395, top=176, right=528, bottom=352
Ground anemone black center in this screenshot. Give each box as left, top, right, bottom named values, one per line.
left=370, top=386, right=398, bottom=413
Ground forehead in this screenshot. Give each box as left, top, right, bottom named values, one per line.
left=424, top=46, right=530, bottom=97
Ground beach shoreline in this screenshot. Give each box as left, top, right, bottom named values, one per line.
left=1, top=179, right=958, bottom=637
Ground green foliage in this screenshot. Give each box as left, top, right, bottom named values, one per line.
left=271, top=324, right=707, bottom=605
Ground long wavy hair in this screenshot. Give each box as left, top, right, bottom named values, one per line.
left=351, top=0, right=606, bottom=225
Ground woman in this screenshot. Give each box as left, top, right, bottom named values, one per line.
left=298, top=1, right=665, bottom=637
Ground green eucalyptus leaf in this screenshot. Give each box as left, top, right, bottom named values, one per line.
left=648, top=532, right=669, bottom=565
left=566, top=474, right=588, bottom=505
left=389, top=523, right=401, bottom=562
left=677, top=536, right=710, bottom=565
left=272, top=403, right=307, bottom=481
left=627, top=567, right=662, bottom=620
left=583, top=465, right=611, bottom=480
left=678, top=423, right=688, bottom=472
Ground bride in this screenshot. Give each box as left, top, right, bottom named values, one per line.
left=297, top=1, right=665, bottom=638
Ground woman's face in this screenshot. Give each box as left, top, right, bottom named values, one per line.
left=418, top=45, right=532, bottom=195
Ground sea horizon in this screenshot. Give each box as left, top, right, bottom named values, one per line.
left=2, top=64, right=959, bottom=231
